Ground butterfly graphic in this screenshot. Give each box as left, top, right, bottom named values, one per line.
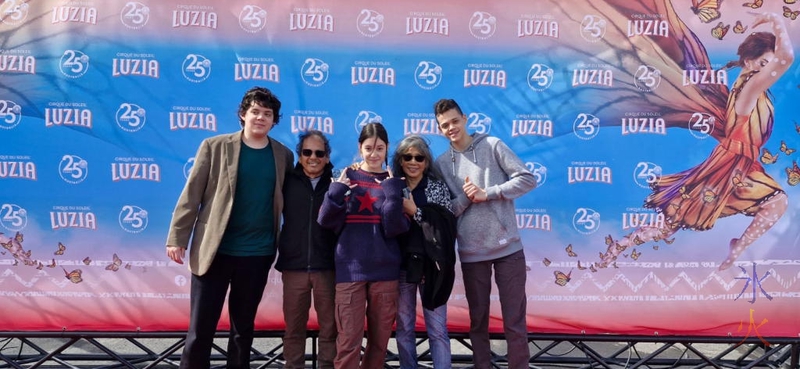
left=553, top=270, right=572, bottom=286
left=105, top=253, right=123, bottom=272
left=786, top=160, right=800, bottom=186
left=54, top=242, right=66, bottom=255
left=703, top=189, right=718, bottom=203
left=542, top=257, right=551, bottom=267
left=691, top=0, right=722, bottom=23
left=733, top=20, right=748, bottom=34
left=615, top=242, right=626, bottom=252
left=652, top=245, right=659, bottom=250
left=679, top=185, right=691, bottom=199
left=632, top=235, right=644, bottom=246
left=589, top=264, right=598, bottom=273
left=795, top=120, right=800, bottom=134
left=82, top=256, right=92, bottom=265
left=784, top=6, right=800, bottom=20
left=743, top=0, right=764, bottom=8
left=631, top=249, right=642, bottom=260
left=14, top=232, right=23, bottom=243
left=711, top=22, right=730, bottom=40
left=604, top=234, right=614, bottom=246
left=731, top=170, right=753, bottom=188
left=47, top=258, right=57, bottom=268
left=577, top=260, right=587, bottom=270
left=780, top=140, right=796, bottom=155
left=565, top=244, right=578, bottom=257
left=124, top=263, right=132, bottom=270
left=36, top=261, right=43, bottom=270
left=664, top=237, right=676, bottom=244
left=787, top=0, right=798, bottom=4
left=12, top=259, right=18, bottom=266
left=612, top=262, right=619, bottom=269
left=63, top=268, right=83, bottom=284
left=0, top=251, right=5, bottom=255
left=760, top=148, right=779, bottom=164
left=1, top=239, right=12, bottom=251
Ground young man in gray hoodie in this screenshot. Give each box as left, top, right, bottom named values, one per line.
left=433, top=98, right=537, bottom=369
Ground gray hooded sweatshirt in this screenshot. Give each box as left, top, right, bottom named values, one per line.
left=434, top=133, right=537, bottom=263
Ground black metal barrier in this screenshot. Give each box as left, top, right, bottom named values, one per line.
left=0, top=331, right=797, bottom=368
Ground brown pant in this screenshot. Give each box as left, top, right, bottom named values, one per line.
left=334, top=281, right=398, bottom=369
left=281, top=270, right=337, bottom=369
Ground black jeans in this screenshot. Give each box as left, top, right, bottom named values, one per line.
left=180, top=253, right=274, bottom=369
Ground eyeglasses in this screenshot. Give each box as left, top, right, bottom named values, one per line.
left=402, top=154, right=425, bottom=163
left=301, top=149, right=326, bottom=158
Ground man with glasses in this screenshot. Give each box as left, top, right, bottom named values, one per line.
left=433, top=98, right=537, bottom=369
left=275, top=130, right=337, bottom=369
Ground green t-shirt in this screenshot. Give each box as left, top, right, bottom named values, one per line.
left=217, top=143, right=276, bottom=256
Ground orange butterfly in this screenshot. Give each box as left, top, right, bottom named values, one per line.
left=786, top=160, right=800, bottom=186
left=731, top=171, right=753, bottom=188
left=12, top=259, right=18, bottom=266
left=604, top=234, right=614, bottom=246
left=703, top=189, right=718, bottom=203
left=36, top=261, right=43, bottom=270
left=615, top=242, right=626, bottom=252
left=612, top=262, right=619, bottom=269
left=784, top=6, right=800, bottom=20
left=565, top=244, right=578, bottom=257
left=1, top=239, right=12, bottom=251
left=780, top=140, right=796, bottom=155
left=743, top=0, right=764, bottom=8
left=542, top=257, right=551, bottom=267
left=711, top=22, right=730, bottom=40
left=577, top=260, right=587, bottom=270
left=631, top=249, right=642, bottom=260
left=589, top=264, right=598, bottom=273
left=553, top=270, right=572, bottom=286
left=82, top=256, right=92, bottom=265
left=733, top=20, right=748, bottom=33
left=664, top=237, right=676, bottom=244
left=633, top=235, right=645, bottom=245
left=760, top=148, right=779, bottom=164
left=125, top=263, right=132, bottom=270
left=679, top=186, right=691, bottom=199
left=54, top=242, right=66, bottom=255
left=691, top=0, right=722, bottom=23
left=106, top=253, right=123, bottom=272
left=47, top=258, right=57, bottom=268
left=63, top=268, right=83, bottom=284
left=794, top=120, right=800, bottom=134
left=14, top=232, right=23, bottom=243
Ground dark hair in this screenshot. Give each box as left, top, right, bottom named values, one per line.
left=391, top=135, right=442, bottom=181
left=433, top=98, right=464, bottom=117
left=358, top=122, right=389, bottom=167
left=238, top=86, right=282, bottom=126
left=724, top=32, right=777, bottom=69
left=295, top=130, right=331, bottom=156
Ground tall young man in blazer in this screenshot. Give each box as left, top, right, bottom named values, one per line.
left=166, top=87, right=294, bottom=369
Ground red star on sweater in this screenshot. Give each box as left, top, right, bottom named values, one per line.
left=356, top=191, right=377, bottom=212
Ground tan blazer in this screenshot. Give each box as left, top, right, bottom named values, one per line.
left=165, top=131, right=293, bottom=276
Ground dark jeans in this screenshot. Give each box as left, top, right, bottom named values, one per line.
left=180, top=254, right=274, bottom=369
left=461, top=250, right=530, bottom=369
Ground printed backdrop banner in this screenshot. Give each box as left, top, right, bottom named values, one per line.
left=1, top=0, right=798, bottom=338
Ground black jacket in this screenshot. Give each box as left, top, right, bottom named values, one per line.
left=400, top=203, right=457, bottom=310
left=275, top=162, right=337, bottom=272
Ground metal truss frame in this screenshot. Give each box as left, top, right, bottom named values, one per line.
left=0, top=331, right=797, bottom=368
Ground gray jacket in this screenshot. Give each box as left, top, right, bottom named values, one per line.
left=434, top=133, right=537, bottom=263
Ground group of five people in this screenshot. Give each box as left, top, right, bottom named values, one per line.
left=166, top=87, right=537, bottom=369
